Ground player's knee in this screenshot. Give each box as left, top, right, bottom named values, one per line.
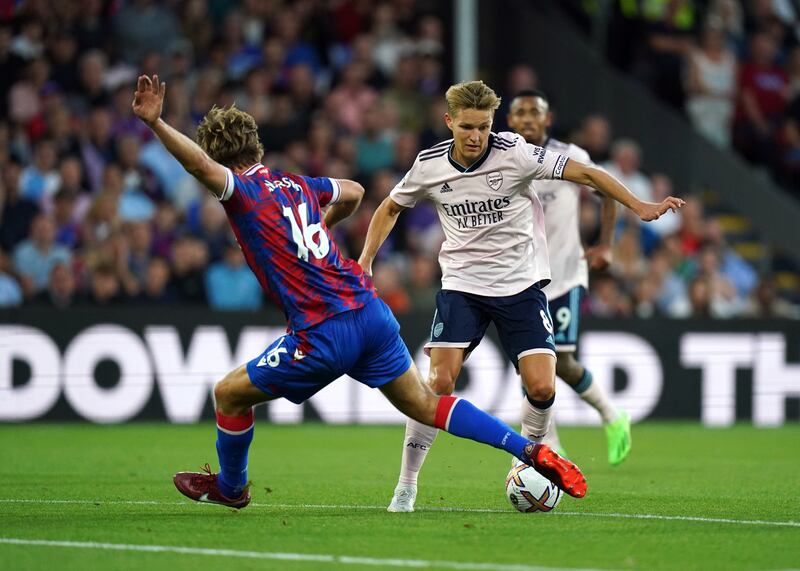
left=526, top=381, right=555, bottom=402
left=213, top=378, right=233, bottom=411
left=523, top=369, right=555, bottom=401
left=214, top=373, right=246, bottom=414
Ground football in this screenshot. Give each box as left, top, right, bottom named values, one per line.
left=505, top=462, right=563, bottom=513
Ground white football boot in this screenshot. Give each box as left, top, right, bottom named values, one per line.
left=387, top=483, right=417, bottom=512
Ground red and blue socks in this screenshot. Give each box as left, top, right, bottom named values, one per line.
left=434, top=395, right=531, bottom=461
left=215, top=409, right=254, bottom=498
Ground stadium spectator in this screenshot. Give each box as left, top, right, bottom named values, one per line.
left=0, top=157, right=39, bottom=252
left=33, top=262, right=76, bottom=309
left=741, top=276, right=800, bottom=318
left=12, top=213, right=72, bottom=296
left=0, top=24, right=25, bottom=119
left=406, top=253, right=439, bottom=312
left=20, top=138, right=60, bottom=203
left=638, top=0, right=697, bottom=109
left=733, top=32, right=788, bottom=165
left=602, top=139, right=654, bottom=203
left=692, top=246, right=743, bottom=317
left=703, top=219, right=759, bottom=299
left=647, top=173, right=682, bottom=237
left=382, top=54, right=428, bottom=133
left=205, top=241, right=262, bottom=311
left=80, top=106, right=116, bottom=193
left=677, top=196, right=706, bottom=255
left=112, top=0, right=182, bottom=64
left=632, top=273, right=662, bottom=318
left=687, top=275, right=714, bottom=317
left=83, top=261, right=126, bottom=306
left=169, top=235, right=208, bottom=304
left=52, top=188, right=81, bottom=249
left=354, top=101, right=394, bottom=178
left=0, top=1, right=794, bottom=318
left=136, top=256, right=174, bottom=304
left=587, top=274, right=632, bottom=317
left=0, top=248, right=23, bottom=307
left=685, top=22, right=738, bottom=148
left=649, top=246, right=690, bottom=317
left=325, top=62, right=378, bottom=134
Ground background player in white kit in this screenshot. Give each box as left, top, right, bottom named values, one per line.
left=507, top=90, right=631, bottom=465
left=358, top=81, right=684, bottom=512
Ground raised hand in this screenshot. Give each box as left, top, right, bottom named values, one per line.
left=584, top=243, right=612, bottom=271
left=635, top=196, right=685, bottom=222
left=132, top=74, right=166, bottom=126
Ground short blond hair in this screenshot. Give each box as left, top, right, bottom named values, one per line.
left=196, top=105, right=264, bottom=169
left=444, top=80, right=501, bottom=117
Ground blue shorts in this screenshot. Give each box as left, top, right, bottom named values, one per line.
left=548, top=286, right=584, bottom=352
left=246, top=298, right=412, bottom=404
left=425, top=282, right=556, bottom=368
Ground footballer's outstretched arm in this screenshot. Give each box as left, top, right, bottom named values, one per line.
left=562, top=160, right=685, bottom=221
left=324, top=179, right=364, bottom=228
left=357, top=196, right=407, bottom=275
left=132, top=74, right=228, bottom=198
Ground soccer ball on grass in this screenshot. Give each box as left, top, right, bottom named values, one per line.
left=505, top=462, right=562, bottom=513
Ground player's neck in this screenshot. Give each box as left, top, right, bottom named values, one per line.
left=450, top=144, right=485, bottom=168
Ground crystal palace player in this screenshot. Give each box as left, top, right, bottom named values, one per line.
left=507, top=89, right=631, bottom=465
left=132, top=74, right=588, bottom=508
left=359, top=81, right=684, bottom=512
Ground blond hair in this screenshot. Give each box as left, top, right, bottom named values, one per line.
left=196, top=105, right=264, bottom=169
left=444, top=80, right=501, bottom=117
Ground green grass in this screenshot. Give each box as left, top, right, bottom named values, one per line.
left=0, top=423, right=798, bottom=571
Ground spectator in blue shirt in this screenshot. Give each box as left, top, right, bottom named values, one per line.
left=12, top=213, right=72, bottom=296
left=0, top=249, right=22, bottom=307
left=205, top=241, right=262, bottom=311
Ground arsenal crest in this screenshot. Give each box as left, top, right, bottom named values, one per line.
left=486, top=171, right=503, bottom=190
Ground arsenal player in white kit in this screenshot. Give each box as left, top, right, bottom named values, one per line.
left=358, top=80, right=683, bottom=512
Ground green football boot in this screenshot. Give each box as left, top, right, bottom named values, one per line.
left=604, top=411, right=631, bottom=466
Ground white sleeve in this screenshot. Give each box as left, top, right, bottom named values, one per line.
left=218, top=167, right=235, bottom=202
left=328, top=178, right=341, bottom=204
left=389, top=157, right=427, bottom=208
left=517, top=142, right=570, bottom=181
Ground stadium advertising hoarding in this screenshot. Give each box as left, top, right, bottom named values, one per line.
left=1, top=309, right=798, bottom=426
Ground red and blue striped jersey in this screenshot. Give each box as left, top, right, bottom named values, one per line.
left=219, top=163, right=376, bottom=332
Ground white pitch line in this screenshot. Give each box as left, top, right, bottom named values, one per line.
left=0, top=537, right=605, bottom=571
left=1, top=498, right=798, bottom=528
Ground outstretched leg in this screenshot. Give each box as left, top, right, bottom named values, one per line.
left=380, top=364, right=587, bottom=499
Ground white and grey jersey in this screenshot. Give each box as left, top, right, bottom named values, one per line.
left=536, top=139, right=593, bottom=300
left=390, top=132, right=570, bottom=297
left=535, top=138, right=594, bottom=300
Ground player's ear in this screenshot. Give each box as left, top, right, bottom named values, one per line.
left=444, top=112, right=453, bottom=131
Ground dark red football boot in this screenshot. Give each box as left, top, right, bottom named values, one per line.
left=173, top=463, right=251, bottom=509
left=524, top=443, right=588, bottom=498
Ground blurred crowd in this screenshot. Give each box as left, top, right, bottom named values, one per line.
left=598, top=0, right=800, bottom=196
left=0, top=0, right=796, bottom=319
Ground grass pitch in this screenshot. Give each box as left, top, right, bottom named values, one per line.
left=1, top=422, right=798, bottom=571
